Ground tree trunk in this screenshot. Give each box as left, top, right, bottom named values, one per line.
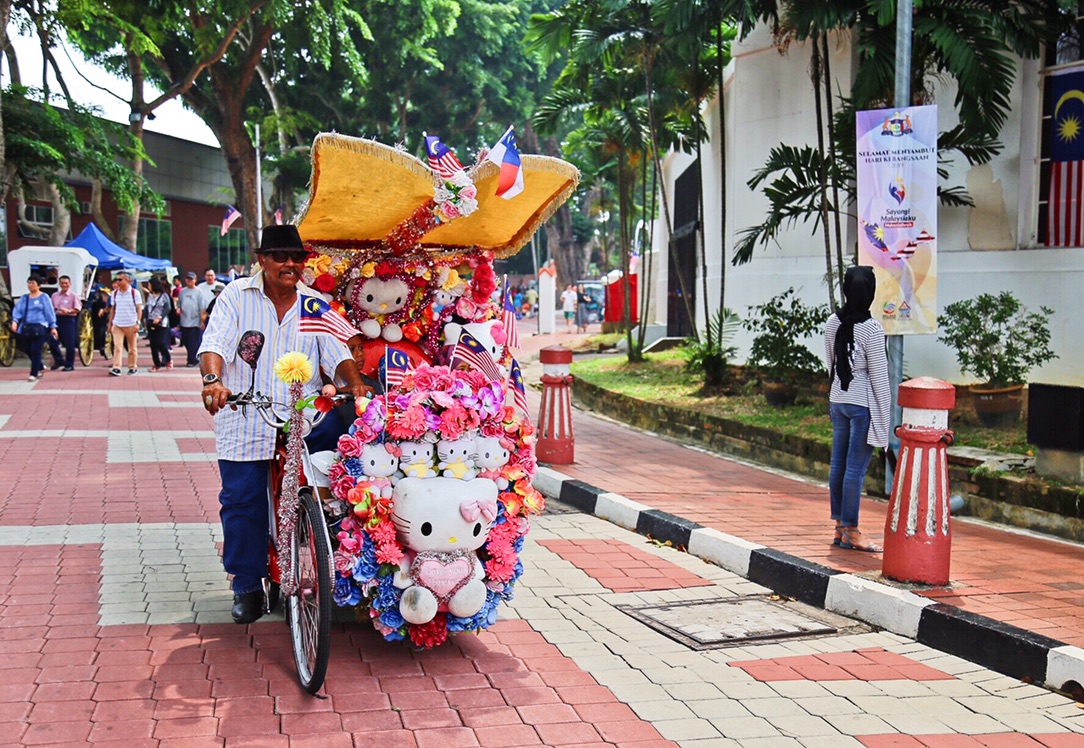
left=539, top=136, right=583, bottom=290
left=810, top=39, right=837, bottom=309
left=694, top=114, right=711, bottom=348
left=46, top=182, right=70, bottom=246
left=0, top=0, right=13, bottom=208
left=636, top=155, right=658, bottom=352
left=90, top=179, right=116, bottom=240
left=716, top=25, right=727, bottom=316
left=822, top=32, right=845, bottom=290
left=618, top=153, right=635, bottom=360
left=121, top=36, right=145, bottom=251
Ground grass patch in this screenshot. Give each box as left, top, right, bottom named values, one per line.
left=572, top=349, right=1030, bottom=455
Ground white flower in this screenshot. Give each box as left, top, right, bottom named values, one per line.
left=449, top=170, right=472, bottom=188
left=458, top=198, right=479, bottom=216
left=434, top=187, right=454, bottom=204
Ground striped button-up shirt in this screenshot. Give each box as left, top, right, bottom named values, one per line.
left=198, top=272, right=351, bottom=462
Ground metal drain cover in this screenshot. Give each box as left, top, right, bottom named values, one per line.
left=617, top=596, right=838, bottom=650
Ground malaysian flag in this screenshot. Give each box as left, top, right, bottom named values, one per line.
left=273, top=205, right=284, bottom=225
left=220, top=205, right=241, bottom=236
left=384, top=347, right=414, bottom=391
left=298, top=295, right=360, bottom=345
left=424, top=133, right=465, bottom=180
left=1047, top=69, right=1084, bottom=246
left=449, top=331, right=500, bottom=382
left=506, top=358, right=529, bottom=416
left=501, top=279, right=520, bottom=353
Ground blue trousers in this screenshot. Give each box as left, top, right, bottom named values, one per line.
left=218, top=412, right=344, bottom=594
left=828, top=402, right=875, bottom=528
left=26, top=333, right=46, bottom=377
left=55, top=316, right=77, bottom=367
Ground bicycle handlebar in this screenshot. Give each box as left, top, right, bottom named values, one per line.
left=226, top=390, right=354, bottom=429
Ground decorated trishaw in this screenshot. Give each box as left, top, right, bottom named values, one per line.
left=2, top=245, right=101, bottom=367
left=243, top=132, right=578, bottom=693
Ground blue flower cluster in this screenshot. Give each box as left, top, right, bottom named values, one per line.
left=351, top=533, right=380, bottom=582
left=342, top=457, right=363, bottom=478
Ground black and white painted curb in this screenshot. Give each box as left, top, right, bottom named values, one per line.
left=534, top=466, right=1084, bottom=693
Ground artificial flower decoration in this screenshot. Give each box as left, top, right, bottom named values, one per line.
left=274, top=351, right=314, bottom=384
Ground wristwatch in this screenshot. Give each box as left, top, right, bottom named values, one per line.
left=202, top=374, right=221, bottom=386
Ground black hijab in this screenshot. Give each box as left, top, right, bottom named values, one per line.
left=832, top=265, right=876, bottom=391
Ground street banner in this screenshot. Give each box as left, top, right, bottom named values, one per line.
left=855, top=105, right=938, bottom=335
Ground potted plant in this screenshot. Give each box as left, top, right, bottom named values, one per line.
left=937, top=291, right=1057, bottom=427
left=683, top=307, right=740, bottom=391
left=743, top=288, right=827, bottom=406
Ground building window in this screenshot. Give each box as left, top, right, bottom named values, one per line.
left=119, top=216, right=173, bottom=261
left=17, top=204, right=54, bottom=239
left=208, top=226, right=248, bottom=272
left=1038, top=9, right=1084, bottom=246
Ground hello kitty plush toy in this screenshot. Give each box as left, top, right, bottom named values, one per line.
left=352, top=276, right=411, bottom=342
left=358, top=442, right=400, bottom=498
left=474, top=436, right=511, bottom=489
left=391, top=477, right=498, bottom=624
left=437, top=435, right=476, bottom=480
left=399, top=440, right=436, bottom=479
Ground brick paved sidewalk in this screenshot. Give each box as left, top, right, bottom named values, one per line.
left=513, top=323, right=1084, bottom=650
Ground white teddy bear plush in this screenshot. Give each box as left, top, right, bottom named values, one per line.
left=437, top=435, right=476, bottom=481
left=474, top=436, right=511, bottom=489
left=391, top=477, right=498, bottom=624
left=398, top=440, right=436, bottom=480
left=352, top=276, right=410, bottom=342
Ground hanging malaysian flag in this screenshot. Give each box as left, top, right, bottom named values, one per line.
left=1047, top=69, right=1084, bottom=246
left=273, top=205, right=284, bottom=225
left=501, top=279, right=520, bottom=352
left=485, top=125, right=524, bottom=199
left=220, top=205, right=241, bottom=236
left=424, top=133, right=465, bottom=180
left=384, top=347, right=414, bottom=391
left=449, top=331, right=500, bottom=382
left=506, top=358, right=529, bottom=416
left=298, top=295, right=360, bottom=345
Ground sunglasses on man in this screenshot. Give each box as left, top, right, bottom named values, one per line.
left=264, top=250, right=311, bottom=264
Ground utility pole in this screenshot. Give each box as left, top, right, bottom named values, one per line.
left=886, top=0, right=912, bottom=493
left=254, top=123, right=263, bottom=247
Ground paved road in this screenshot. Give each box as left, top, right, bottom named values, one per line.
left=0, top=336, right=1082, bottom=746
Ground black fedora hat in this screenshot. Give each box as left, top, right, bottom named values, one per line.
left=257, top=224, right=304, bottom=253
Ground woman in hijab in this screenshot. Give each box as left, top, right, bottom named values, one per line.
left=823, top=266, right=891, bottom=552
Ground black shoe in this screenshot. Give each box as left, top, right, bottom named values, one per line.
left=62, top=366, right=74, bottom=372
left=231, top=590, right=265, bottom=624
left=50, top=362, right=63, bottom=371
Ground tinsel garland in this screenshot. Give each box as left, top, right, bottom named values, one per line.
left=277, top=380, right=306, bottom=596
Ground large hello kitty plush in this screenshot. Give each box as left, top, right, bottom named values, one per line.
left=391, top=477, right=498, bottom=624
left=399, top=440, right=436, bottom=479
left=474, top=436, right=511, bottom=489
left=352, top=276, right=411, bottom=342
left=437, top=435, right=476, bottom=480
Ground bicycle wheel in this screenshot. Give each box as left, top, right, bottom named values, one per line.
left=77, top=309, right=94, bottom=366
left=286, top=488, right=332, bottom=694
left=0, top=307, right=14, bottom=367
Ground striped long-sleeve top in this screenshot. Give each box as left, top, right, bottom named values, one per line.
left=198, top=272, right=351, bottom=462
left=823, top=315, right=892, bottom=448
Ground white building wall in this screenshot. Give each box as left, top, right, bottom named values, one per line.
left=659, top=25, right=1082, bottom=386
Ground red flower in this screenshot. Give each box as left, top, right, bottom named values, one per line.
left=409, top=614, right=448, bottom=648
left=313, top=273, right=337, bottom=293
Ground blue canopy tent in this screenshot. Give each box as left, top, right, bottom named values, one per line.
left=66, top=222, right=170, bottom=271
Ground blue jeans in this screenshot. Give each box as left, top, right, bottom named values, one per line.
left=218, top=412, right=345, bottom=594
left=829, top=402, right=875, bottom=528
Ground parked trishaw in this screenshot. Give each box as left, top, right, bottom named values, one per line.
left=2, top=245, right=102, bottom=367
left=239, top=133, right=579, bottom=693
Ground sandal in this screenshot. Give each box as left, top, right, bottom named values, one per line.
left=832, top=523, right=843, bottom=547
left=840, top=527, right=883, bottom=553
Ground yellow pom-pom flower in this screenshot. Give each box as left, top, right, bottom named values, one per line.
left=360, top=262, right=376, bottom=278
left=274, top=351, right=314, bottom=384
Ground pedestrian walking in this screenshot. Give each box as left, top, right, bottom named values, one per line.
left=560, top=284, right=577, bottom=332
left=91, top=286, right=110, bottom=359
left=575, top=283, right=590, bottom=333
left=48, top=274, right=81, bottom=371
left=144, top=278, right=173, bottom=372
left=108, top=271, right=143, bottom=376
left=198, top=268, right=224, bottom=308
left=823, top=265, right=890, bottom=553
left=177, top=271, right=207, bottom=367
left=9, top=275, right=57, bottom=381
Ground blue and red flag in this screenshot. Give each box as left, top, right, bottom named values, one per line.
left=450, top=330, right=500, bottom=382
left=424, top=133, right=465, bottom=180
left=384, top=346, right=414, bottom=391
left=485, top=126, right=524, bottom=199
left=501, top=278, right=520, bottom=353
left=506, top=358, right=529, bottom=416
left=220, top=205, right=241, bottom=236
left=1047, top=69, right=1084, bottom=246
left=298, top=294, right=360, bottom=345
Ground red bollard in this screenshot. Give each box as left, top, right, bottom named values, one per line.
left=882, top=377, right=956, bottom=585
left=537, top=345, right=574, bottom=464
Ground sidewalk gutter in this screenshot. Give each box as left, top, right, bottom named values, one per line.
left=534, top=466, right=1084, bottom=694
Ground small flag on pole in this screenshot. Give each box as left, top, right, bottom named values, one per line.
left=220, top=205, right=241, bottom=236
left=485, top=125, right=524, bottom=199
left=449, top=331, right=500, bottom=382
left=384, top=347, right=414, bottom=391
left=501, top=278, right=520, bottom=352
left=507, top=358, right=529, bottom=416
left=424, top=133, right=465, bottom=180
left=298, top=295, right=360, bottom=345
left=274, top=205, right=284, bottom=225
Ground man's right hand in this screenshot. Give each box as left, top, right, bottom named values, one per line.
left=202, top=382, right=233, bottom=415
